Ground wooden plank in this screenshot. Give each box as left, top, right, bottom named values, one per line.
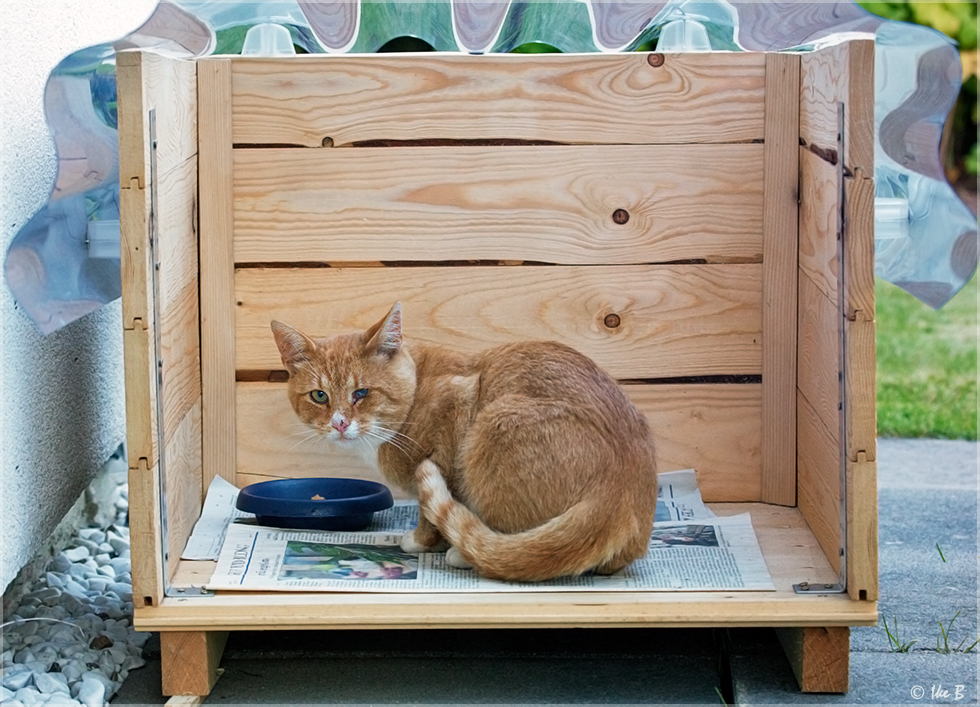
left=156, top=154, right=199, bottom=312
left=235, top=382, right=763, bottom=503
left=631, top=385, right=762, bottom=503
left=122, top=310, right=157, bottom=472
left=843, top=173, right=875, bottom=323
left=235, top=264, right=763, bottom=379
left=847, top=453, right=878, bottom=601
left=843, top=174, right=876, bottom=466
left=232, top=144, right=764, bottom=265
left=128, top=457, right=164, bottom=608
left=775, top=626, right=850, bottom=693
left=116, top=50, right=198, bottom=190
left=761, top=52, right=800, bottom=507
left=164, top=399, right=203, bottom=580
left=845, top=317, right=876, bottom=464
left=230, top=53, right=767, bottom=146
left=160, top=631, right=228, bottom=697
left=140, top=588, right=875, bottom=631
left=797, top=390, right=841, bottom=575
left=159, top=278, right=201, bottom=445
left=798, top=147, right=839, bottom=303
left=118, top=175, right=152, bottom=334
left=800, top=40, right=875, bottom=174
left=797, top=273, right=840, bottom=441
left=198, top=58, right=238, bottom=489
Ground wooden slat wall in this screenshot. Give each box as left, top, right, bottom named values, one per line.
left=237, top=382, right=763, bottom=503
left=232, top=144, right=764, bottom=265
left=797, top=40, right=877, bottom=600
left=235, top=265, right=763, bottom=378
left=221, top=51, right=772, bottom=504
left=117, top=50, right=201, bottom=607
left=230, top=53, right=767, bottom=146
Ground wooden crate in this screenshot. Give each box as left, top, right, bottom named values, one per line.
left=117, top=42, right=878, bottom=697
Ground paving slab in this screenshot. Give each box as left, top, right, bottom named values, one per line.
left=734, top=639, right=978, bottom=705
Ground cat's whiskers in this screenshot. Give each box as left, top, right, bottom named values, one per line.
left=372, top=427, right=423, bottom=457
left=362, top=427, right=415, bottom=460
left=371, top=424, right=422, bottom=450
left=283, top=428, right=322, bottom=456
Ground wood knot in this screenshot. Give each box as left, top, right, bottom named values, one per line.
left=603, top=313, right=621, bottom=329
left=322, top=136, right=335, bottom=147
left=612, top=208, right=630, bottom=225
left=647, top=53, right=665, bottom=67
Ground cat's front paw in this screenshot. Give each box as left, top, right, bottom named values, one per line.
left=446, top=546, right=473, bottom=570
left=399, top=528, right=449, bottom=554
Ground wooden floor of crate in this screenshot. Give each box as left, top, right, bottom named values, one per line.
left=136, top=503, right=878, bottom=631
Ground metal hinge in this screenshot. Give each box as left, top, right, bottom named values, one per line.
left=793, top=581, right=846, bottom=595
left=165, top=586, right=214, bottom=598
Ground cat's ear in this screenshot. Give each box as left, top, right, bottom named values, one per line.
left=363, top=302, right=402, bottom=358
left=271, top=320, right=314, bottom=369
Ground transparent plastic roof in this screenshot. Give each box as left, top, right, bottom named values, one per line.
left=6, top=0, right=976, bottom=334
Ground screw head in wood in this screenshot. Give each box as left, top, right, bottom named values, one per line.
left=612, top=208, right=630, bottom=225
left=647, top=53, right=665, bottom=67
left=604, top=313, right=621, bottom=329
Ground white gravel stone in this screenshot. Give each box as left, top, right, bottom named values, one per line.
left=62, top=547, right=90, bottom=563
left=48, top=555, right=72, bottom=574
left=73, top=676, right=106, bottom=707
left=61, top=579, right=88, bottom=598
left=14, top=686, right=42, bottom=704
left=26, top=588, right=60, bottom=604
left=67, top=564, right=94, bottom=582
left=107, top=646, right=128, bottom=666
left=84, top=578, right=109, bottom=595
left=77, top=529, right=106, bottom=544
left=34, top=672, right=69, bottom=695
left=3, top=666, right=35, bottom=690
left=107, top=558, right=131, bottom=575
left=14, top=648, right=37, bottom=664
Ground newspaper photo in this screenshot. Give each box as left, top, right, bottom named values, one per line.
left=201, top=469, right=773, bottom=593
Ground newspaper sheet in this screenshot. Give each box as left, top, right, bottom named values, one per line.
left=207, top=513, right=771, bottom=592
left=200, top=469, right=773, bottom=593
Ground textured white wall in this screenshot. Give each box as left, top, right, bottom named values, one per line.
left=0, top=0, right=157, bottom=592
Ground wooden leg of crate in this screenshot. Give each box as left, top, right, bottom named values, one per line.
left=775, top=627, right=849, bottom=693
left=160, top=631, right=229, bottom=697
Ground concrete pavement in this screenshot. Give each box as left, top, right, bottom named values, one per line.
left=114, top=438, right=978, bottom=705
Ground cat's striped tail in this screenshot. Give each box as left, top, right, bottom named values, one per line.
left=415, top=459, right=642, bottom=582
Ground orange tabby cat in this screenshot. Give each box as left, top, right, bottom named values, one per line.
left=271, top=303, right=657, bottom=582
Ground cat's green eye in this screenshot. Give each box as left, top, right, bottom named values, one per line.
left=309, top=390, right=329, bottom=404
left=352, top=388, right=369, bottom=403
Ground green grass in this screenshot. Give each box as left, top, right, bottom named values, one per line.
left=875, top=272, right=978, bottom=440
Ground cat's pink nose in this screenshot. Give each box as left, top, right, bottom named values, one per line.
left=332, top=418, right=350, bottom=434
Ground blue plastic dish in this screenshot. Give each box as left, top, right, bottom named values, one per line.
left=236, top=478, right=394, bottom=531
